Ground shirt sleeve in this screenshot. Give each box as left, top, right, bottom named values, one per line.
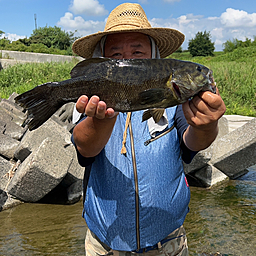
left=174, top=105, right=198, bottom=164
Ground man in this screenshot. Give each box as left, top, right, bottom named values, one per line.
left=71, top=3, right=226, bottom=256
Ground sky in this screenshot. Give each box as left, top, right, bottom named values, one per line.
left=1, top=0, right=256, bottom=51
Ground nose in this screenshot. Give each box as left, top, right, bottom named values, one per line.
left=122, top=52, right=133, bottom=59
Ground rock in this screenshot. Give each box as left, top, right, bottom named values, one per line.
left=7, top=138, right=72, bottom=202
left=211, top=118, right=256, bottom=179
left=66, top=179, right=83, bottom=204
left=193, top=164, right=228, bottom=187
left=0, top=98, right=25, bottom=118
left=0, top=189, right=8, bottom=211
left=8, top=92, right=19, bottom=102
left=52, top=102, right=76, bottom=132
left=14, top=118, right=72, bottom=161
left=3, top=119, right=27, bottom=140
left=0, top=156, right=13, bottom=191
left=183, top=116, right=229, bottom=175
left=0, top=189, right=23, bottom=212
left=0, top=120, right=6, bottom=133
left=224, top=114, right=255, bottom=132
left=0, top=105, right=26, bottom=127
left=0, top=134, right=20, bottom=159
left=61, top=144, right=84, bottom=187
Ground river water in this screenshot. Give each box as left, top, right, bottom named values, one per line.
left=0, top=168, right=255, bottom=256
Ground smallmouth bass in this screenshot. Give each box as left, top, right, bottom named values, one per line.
left=15, top=57, right=216, bottom=130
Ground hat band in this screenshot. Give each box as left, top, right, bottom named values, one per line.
left=105, top=23, right=150, bottom=32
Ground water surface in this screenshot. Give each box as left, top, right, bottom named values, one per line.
left=0, top=169, right=255, bottom=256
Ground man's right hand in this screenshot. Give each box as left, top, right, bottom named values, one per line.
left=73, top=95, right=118, bottom=158
left=76, top=95, right=118, bottom=119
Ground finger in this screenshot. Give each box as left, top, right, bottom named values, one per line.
left=105, top=109, right=119, bottom=119
left=76, top=95, right=88, bottom=113
left=190, top=94, right=212, bottom=116
left=95, top=101, right=108, bottom=119
left=198, top=91, right=224, bottom=110
left=85, top=95, right=99, bottom=117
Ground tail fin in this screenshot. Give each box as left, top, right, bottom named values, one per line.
left=15, top=82, right=63, bottom=131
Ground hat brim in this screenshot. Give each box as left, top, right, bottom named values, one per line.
left=72, top=28, right=185, bottom=59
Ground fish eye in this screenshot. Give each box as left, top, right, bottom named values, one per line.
left=197, top=66, right=202, bottom=72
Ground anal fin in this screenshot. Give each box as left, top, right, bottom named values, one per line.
left=142, top=109, right=165, bottom=123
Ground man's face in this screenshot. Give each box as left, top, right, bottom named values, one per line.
left=104, top=32, right=152, bottom=59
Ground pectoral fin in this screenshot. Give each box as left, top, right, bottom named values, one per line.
left=138, top=88, right=165, bottom=105
left=142, top=109, right=165, bottom=123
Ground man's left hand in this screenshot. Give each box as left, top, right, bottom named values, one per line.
left=182, top=88, right=226, bottom=151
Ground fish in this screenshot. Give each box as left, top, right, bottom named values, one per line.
left=15, top=57, right=216, bottom=131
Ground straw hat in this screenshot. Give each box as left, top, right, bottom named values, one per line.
left=72, top=3, right=185, bottom=59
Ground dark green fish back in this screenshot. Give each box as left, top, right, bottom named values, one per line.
left=68, top=58, right=179, bottom=111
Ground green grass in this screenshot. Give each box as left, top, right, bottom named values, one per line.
left=0, top=61, right=76, bottom=99
left=1, top=48, right=256, bottom=117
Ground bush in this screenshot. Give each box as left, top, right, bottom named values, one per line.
left=223, top=37, right=256, bottom=53
left=188, top=31, right=215, bottom=57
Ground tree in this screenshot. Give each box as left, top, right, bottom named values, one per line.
left=223, top=37, right=255, bottom=53
left=29, top=26, right=78, bottom=50
left=188, top=31, right=215, bottom=57
left=0, top=30, right=11, bottom=48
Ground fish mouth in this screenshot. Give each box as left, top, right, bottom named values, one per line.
left=172, top=82, right=182, bottom=99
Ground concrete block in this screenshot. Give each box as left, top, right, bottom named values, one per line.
left=0, top=190, right=8, bottom=211
left=66, top=179, right=83, bottom=204
left=0, top=190, right=23, bottom=212
left=7, top=138, right=72, bottom=202
left=61, top=144, right=84, bottom=187
left=3, top=120, right=27, bottom=140
left=211, top=118, right=256, bottom=179
left=0, top=105, right=26, bottom=126
left=14, top=118, right=72, bottom=161
left=224, top=115, right=255, bottom=132
left=183, top=116, right=229, bottom=174
left=0, top=98, right=25, bottom=117
left=0, top=134, right=20, bottom=159
left=194, top=164, right=228, bottom=187
left=0, top=157, right=13, bottom=191
left=0, top=50, right=83, bottom=66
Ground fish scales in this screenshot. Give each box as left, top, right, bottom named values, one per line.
left=15, top=57, right=216, bottom=130
left=61, top=59, right=172, bottom=111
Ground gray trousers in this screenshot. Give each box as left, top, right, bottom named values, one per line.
left=85, top=226, right=188, bottom=256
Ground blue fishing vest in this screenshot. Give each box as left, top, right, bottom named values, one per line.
left=83, top=107, right=190, bottom=251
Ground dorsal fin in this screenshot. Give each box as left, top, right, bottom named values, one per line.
left=70, top=57, right=111, bottom=78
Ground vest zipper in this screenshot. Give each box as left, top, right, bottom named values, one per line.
left=128, top=117, right=140, bottom=250
left=144, top=124, right=175, bottom=146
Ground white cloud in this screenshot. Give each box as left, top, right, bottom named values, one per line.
left=149, top=8, right=256, bottom=51
left=57, top=12, right=105, bottom=36
left=211, top=27, right=223, bottom=39
left=57, top=6, right=256, bottom=52
left=0, top=33, right=26, bottom=41
left=220, top=8, right=256, bottom=28
left=69, top=0, right=108, bottom=16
